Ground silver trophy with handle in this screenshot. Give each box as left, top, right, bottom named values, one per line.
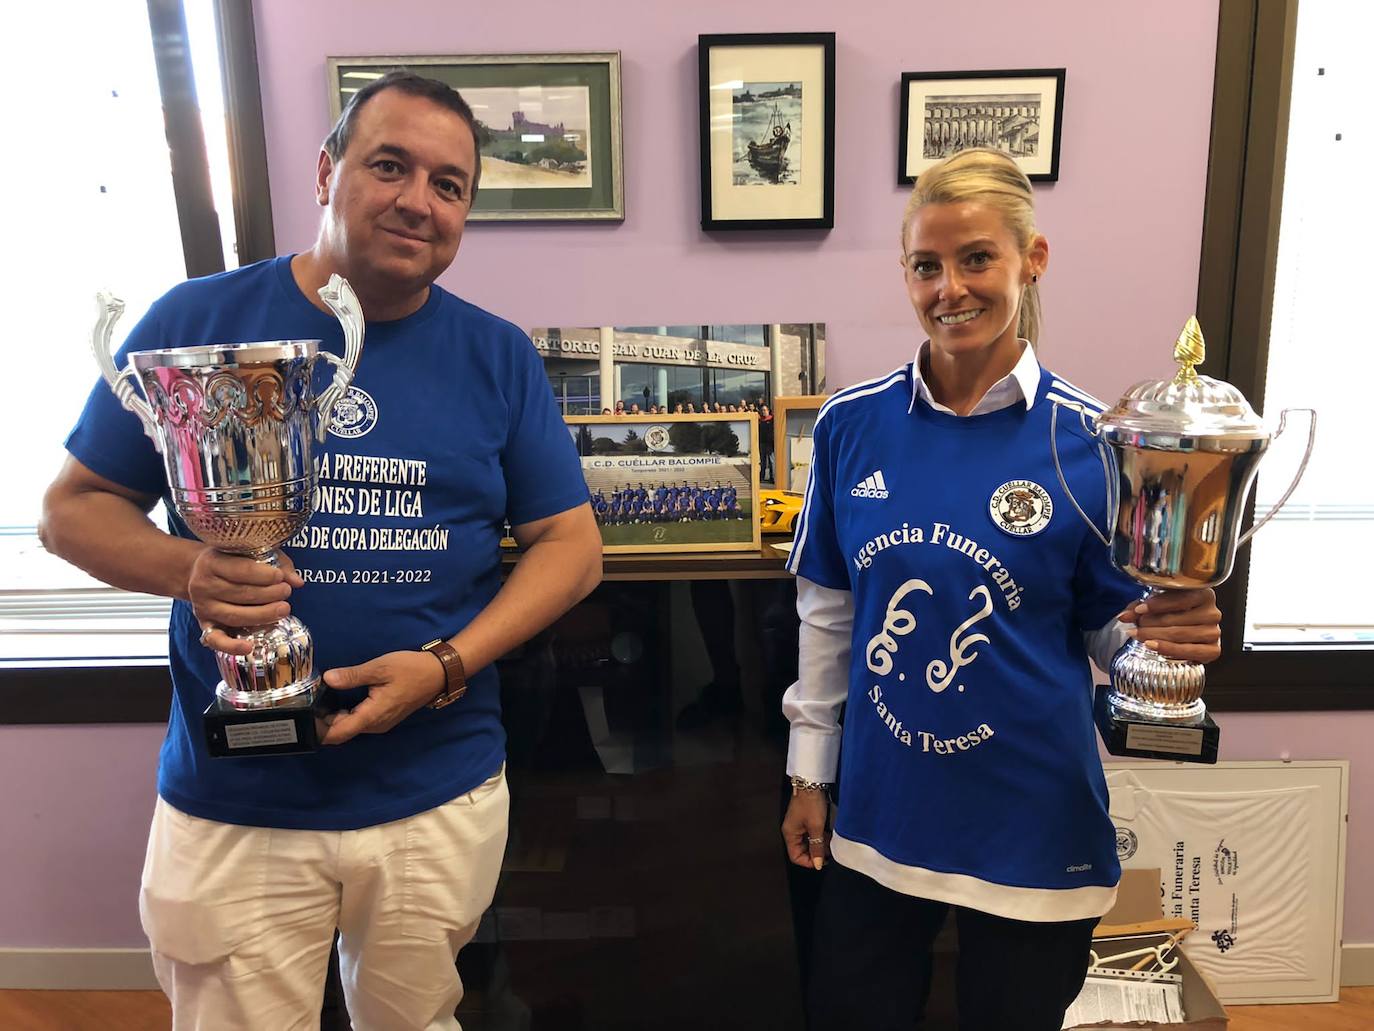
left=92, top=274, right=365, bottom=757
left=1050, top=316, right=1315, bottom=763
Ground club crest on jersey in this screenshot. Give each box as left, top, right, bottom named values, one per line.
left=989, top=479, right=1052, bottom=537
left=327, top=386, right=379, bottom=439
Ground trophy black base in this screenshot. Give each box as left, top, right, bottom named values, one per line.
left=1093, top=684, right=1220, bottom=764
left=204, top=697, right=323, bottom=758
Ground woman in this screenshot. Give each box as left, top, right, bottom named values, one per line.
left=780, top=148, right=1221, bottom=1031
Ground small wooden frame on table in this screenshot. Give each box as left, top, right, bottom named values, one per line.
left=772, top=394, right=827, bottom=494
left=898, top=68, right=1065, bottom=184
left=698, top=32, right=836, bottom=230
left=327, top=52, right=624, bottom=221
left=568, top=414, right=761, bottom=554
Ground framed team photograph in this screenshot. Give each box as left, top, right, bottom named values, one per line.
left=327, top=52, right=624, bottom=221
left=898, top=68, right=1065, bottom=184
left=772, top=395, right=827, bottom=494
left=568, top=414, right=762, bottom=554
left=698, top=32, right=836, bottom=230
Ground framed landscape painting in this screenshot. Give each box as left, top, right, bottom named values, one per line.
left=698, top=33, right=836, bottom=230
left=898, top=68, right=1065, bottom=184
left=567, top=414, right=761, bottom=554
left=327, top=52, right=624, bottom=221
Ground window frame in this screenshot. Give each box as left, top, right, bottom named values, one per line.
left=0, top=0, right=273, bottom=727
left=1195, top=0, right=1371, bottom=711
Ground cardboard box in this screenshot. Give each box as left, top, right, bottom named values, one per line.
left=1065, top=869, right=1228, bottom=1030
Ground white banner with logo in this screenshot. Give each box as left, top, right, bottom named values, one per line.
left=1103, top=762, right=1347, bottom=1004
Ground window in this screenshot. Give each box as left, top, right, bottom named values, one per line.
left=1197, top=0, right=1371, bottom=706
left=707, top=369, right=769, bottom=408
left=0, top=0, right=269, bottom=676
left=1242, top=0, right=1372, bottom=648
left=548, top=371, right=600, bottom=415
left=705, top=324, right=766, bottom=348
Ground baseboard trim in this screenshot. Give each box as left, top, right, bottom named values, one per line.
left=1343, top=942, right=1374, bottom=987
left=0, top=948, right=158, bottom=990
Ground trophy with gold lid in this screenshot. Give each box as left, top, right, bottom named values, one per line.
left=1051, top=317, right=1315, bottom=763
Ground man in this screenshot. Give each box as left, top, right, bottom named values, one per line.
left=40, top=72, right=602, bottom=1029
left=759, top=403, right=775, bottom=483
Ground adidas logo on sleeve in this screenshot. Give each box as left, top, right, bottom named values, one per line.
left=851, top=470, right=890, bottom=499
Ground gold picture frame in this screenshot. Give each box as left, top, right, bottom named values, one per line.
left=772, top=395, right=828, bottom=494
left=567, top=414, right=761, bottom=554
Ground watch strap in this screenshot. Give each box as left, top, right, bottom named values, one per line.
left=421, top=638, right=467, bottom=709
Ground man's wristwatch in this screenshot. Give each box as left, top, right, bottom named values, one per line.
left=420, top=638, right=467, bottom=709
left=790, top=775, right=832, bottom=796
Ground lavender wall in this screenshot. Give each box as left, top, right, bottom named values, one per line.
left=0, top=725, right=162, bottom=947
left=6, top=0, right=1370, bottom=960
left=257, top=0, right=1215, bottom=393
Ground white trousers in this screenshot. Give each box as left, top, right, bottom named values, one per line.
left=139, top=767, right=509, bottom=1031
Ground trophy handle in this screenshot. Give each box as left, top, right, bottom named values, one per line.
left=92, top=291, right=160, bottom=443
left=1238, top=407, right=1317, bottom=547
left=1051, top=400, right=1114, bottom=549
left=314, top=274, right=366, bottom=443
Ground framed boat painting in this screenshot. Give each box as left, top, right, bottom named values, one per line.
left=698, top=33, right=836, bottom=230
left=898, top=68, right=1065, bottom=184
left=327, top=52, right=624, bottom=222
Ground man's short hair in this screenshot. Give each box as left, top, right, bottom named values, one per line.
left=324, top=70, right=483, bottom=196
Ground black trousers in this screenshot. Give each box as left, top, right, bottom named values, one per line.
left=808, top=861, right=1097, bottom=1031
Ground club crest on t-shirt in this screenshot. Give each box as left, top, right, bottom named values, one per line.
left=327, top=386, right=379, bottom=439
left=989, top=479, right=1052, bottom=537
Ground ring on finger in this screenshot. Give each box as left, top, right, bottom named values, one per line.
left=198, top=625, right=213, bottom=646
left=807, top=836, right=824, bottom=845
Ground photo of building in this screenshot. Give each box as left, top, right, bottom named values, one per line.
left=531, top=323, right=826, bottom=415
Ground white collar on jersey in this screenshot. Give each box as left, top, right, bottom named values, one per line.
left=907, top=338, right=1042, bottom=417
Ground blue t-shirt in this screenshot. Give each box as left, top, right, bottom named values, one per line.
left=66, top=256, right=589, bottom=830
left=788, top=362, right=1141, bottom=916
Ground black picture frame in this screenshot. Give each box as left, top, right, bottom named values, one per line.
left=898, top=68, right=1066, bottom=185
left=698, top=32, right=836, bottom=231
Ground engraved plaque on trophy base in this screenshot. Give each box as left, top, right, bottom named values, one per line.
left=1093, top=684, right=1220, bottom=764
left=203, top=697, right=325, bottom=758
left=91, top=274, right=365, bottom=761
